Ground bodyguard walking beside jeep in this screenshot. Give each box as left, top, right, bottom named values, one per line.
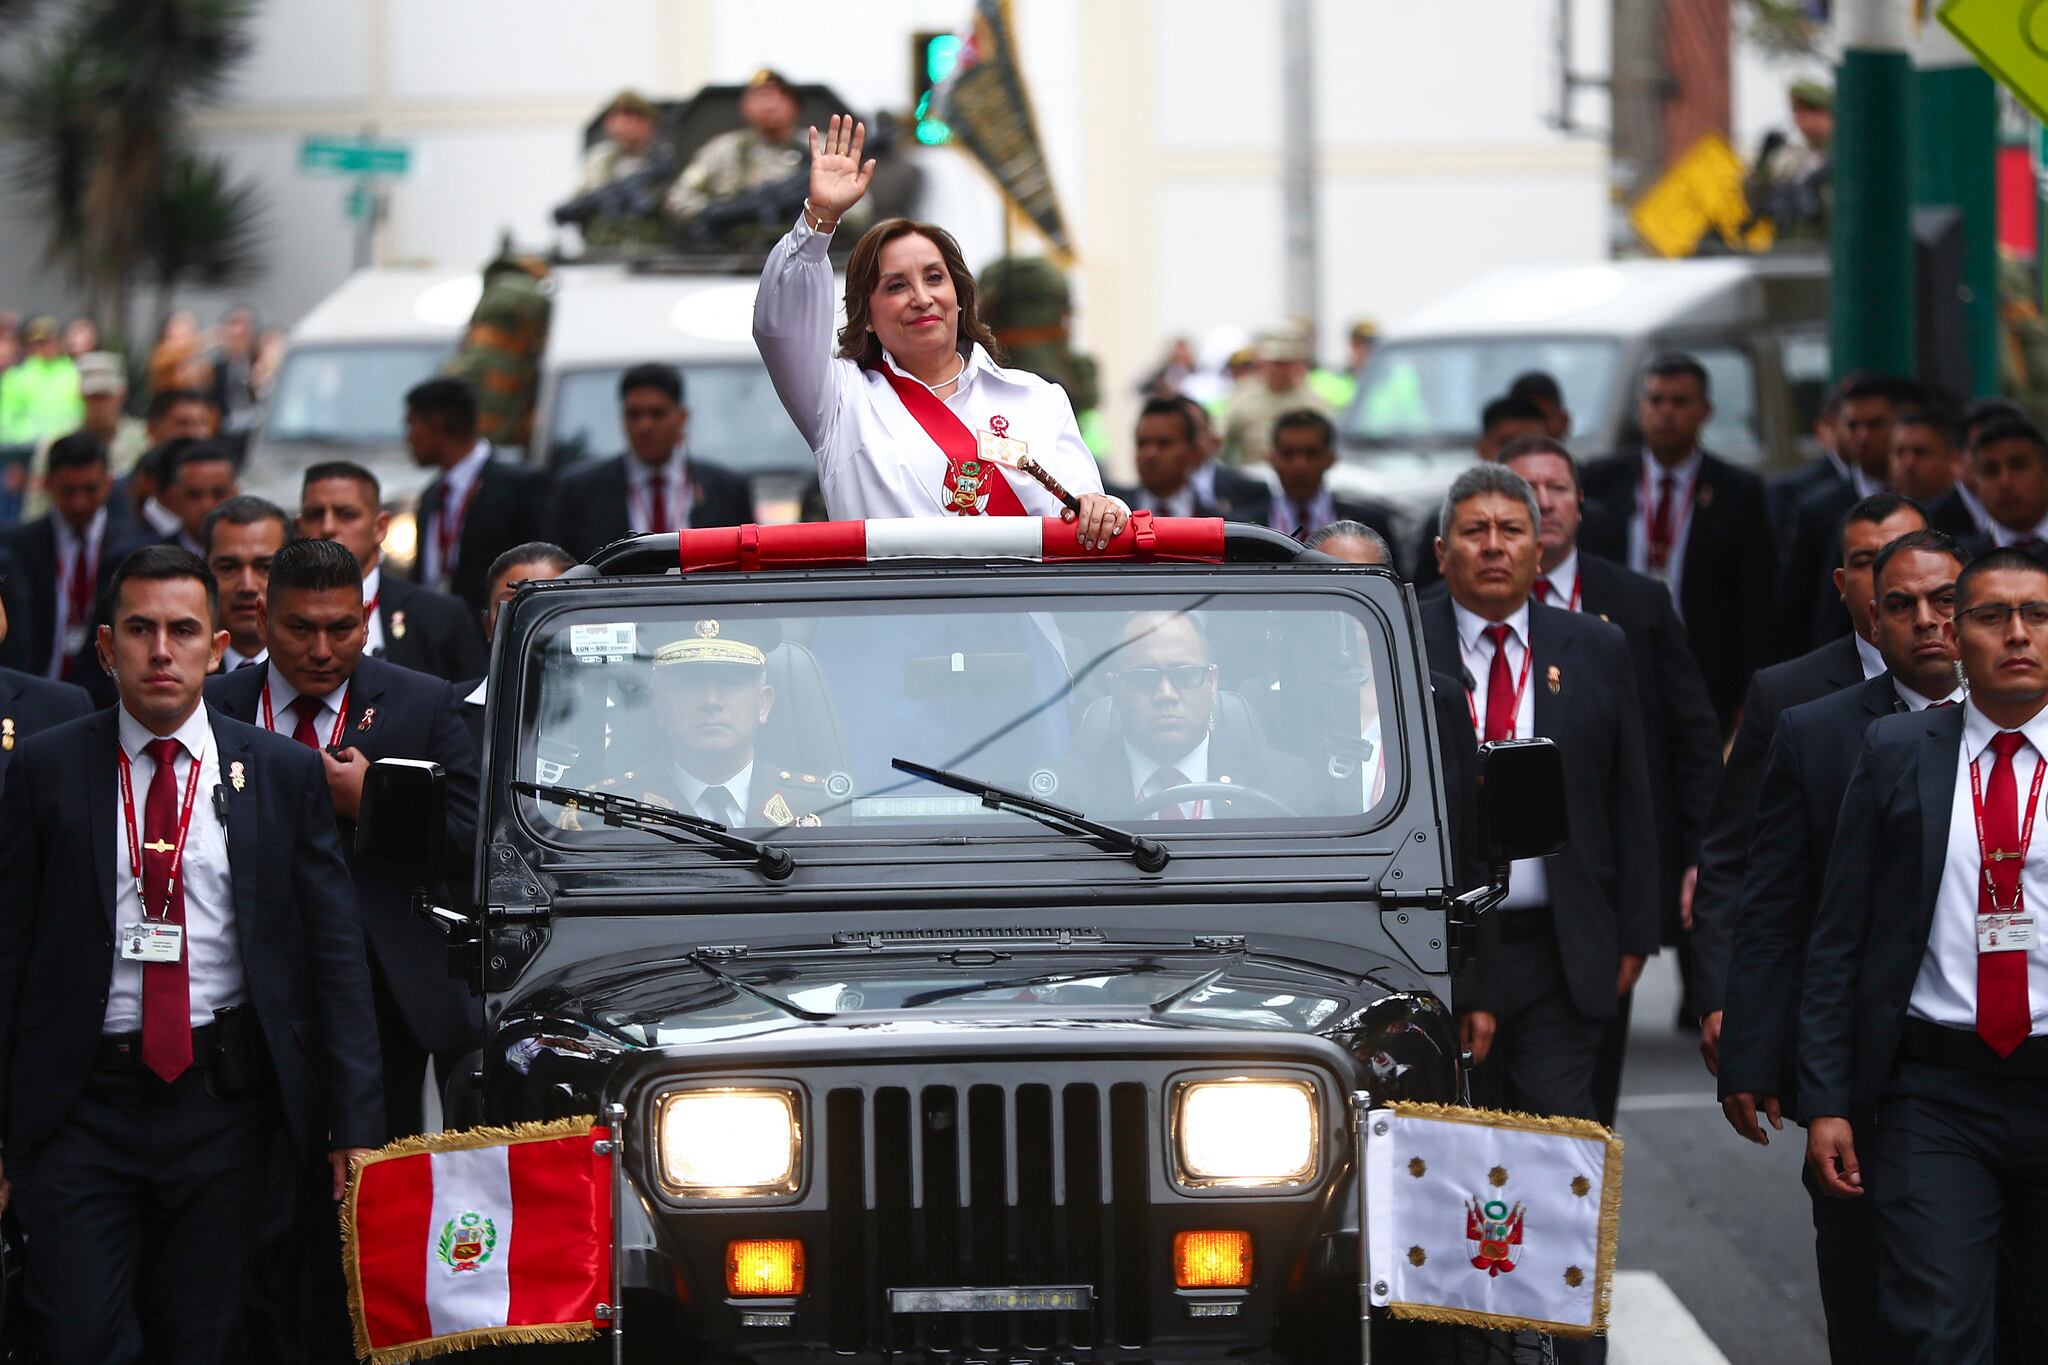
left=0, top=546, right=382, bottom=1364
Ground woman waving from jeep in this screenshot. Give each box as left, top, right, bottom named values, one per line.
left=753, top=114, right=1127, bottom=546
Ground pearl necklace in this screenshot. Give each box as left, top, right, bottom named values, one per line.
left=902, top=353, right=967, bottom=398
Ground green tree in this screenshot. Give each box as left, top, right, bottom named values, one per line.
left=1, top=0, right=266, bottom=349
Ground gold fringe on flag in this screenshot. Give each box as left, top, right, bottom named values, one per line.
left=1376, top=1101, right=1624, bottom=1341
left=341, top=1114, right=605, bottom=1363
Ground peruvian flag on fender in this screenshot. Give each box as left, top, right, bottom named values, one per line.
left=343, top=1117, right=613, bottom=1362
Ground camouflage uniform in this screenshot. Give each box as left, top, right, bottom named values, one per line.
left=444, top=249, right=551, bottom=451
left=1220, top=377, right=1329, bottom=468
left=978, top=255, right=1104, bottom=455
left=664, top=128, right=817, bottom=254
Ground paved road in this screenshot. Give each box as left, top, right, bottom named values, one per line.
left=1606, top=954, right=1831, bottom=1365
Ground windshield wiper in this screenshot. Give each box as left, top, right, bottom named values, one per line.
left=890, top=758, right=1170, bottom=873
left=513, top=780, right=795, bottom=880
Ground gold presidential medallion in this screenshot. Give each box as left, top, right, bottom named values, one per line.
left=975, top=414, right=1028, bottom=469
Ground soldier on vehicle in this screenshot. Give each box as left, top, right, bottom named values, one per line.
left=565, top=89, right=672, bottom=249
left=667, top=70, right=838, bottom=253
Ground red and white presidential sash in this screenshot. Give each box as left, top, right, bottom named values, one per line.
left=877, top=362, right=1030, bottom=517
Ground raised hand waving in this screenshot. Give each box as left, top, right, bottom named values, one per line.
left=806, top=114, right=876, bottom=226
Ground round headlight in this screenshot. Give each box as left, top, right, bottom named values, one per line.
left=1175, top=1079, right=1319, bottom=1188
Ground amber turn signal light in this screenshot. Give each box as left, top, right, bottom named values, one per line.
left=726, top=1238, right=805, bottom=1297
left=1174, top=1229, right=1252, bottom=1289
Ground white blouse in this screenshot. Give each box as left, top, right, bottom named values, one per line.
left=753, top=215, right=1104, bottom=520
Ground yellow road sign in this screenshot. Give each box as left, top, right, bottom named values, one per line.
left=1629, top=133, right=1760, bottom=259
left=1942, top=0, right=2048, bottom=124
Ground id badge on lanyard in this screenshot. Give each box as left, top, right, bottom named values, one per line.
left=1972, top=750, right=2047, bottom=954
left=116, top=743, right=205, bottom=964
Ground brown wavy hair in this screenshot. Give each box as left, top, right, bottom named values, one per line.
left=836, top=218, right=1005, bottom=372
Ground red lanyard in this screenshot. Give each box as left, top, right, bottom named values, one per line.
left=436, top=478, right=483, bottom=579
left=260, top=680, right=350, bottom=747
left=1970, top=742, right=2048, bottom=915
left=1465, top=631, right=1536, bottom=739
left=117, top=740, right=206, bottom=921
left=1539, top=571, right=1582, bottom=613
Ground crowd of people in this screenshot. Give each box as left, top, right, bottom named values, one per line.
left=0, top=102, right=2030, bottom=1364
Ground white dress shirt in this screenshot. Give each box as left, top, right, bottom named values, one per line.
left=421, top=440, right=493, bottom=587
left=47, top=506, right=107, bottom=678
left=1269, top=489, right=1335, bottom=539
left=674, top=760, right=753, bottom=826
left=1894, top=677, right=1962, bottom=712
left=1133, top=484, right=1199, bottom=518
left=754, top=216, right=1104, bottom=521
left=1990, top=510, right=2048, bottom=547
left=1453, top=599, right=1548, bottom=907
left=1357, top=715, right=1386, bottom=810
left=1126, top=737, right=1210, bottom=817
left=1626, top=448, right=1703, bottom=609
left=140, top=496, right=182, bottom=537
left=1912, top=700, right=2048, bottom=1035
left=219, top=643, right=267, bottom=673
left=105, top=705, right=247, bottom=1032
left=1536, top=547, right=1581, bottom=612
left=362, top=562, right=386, bottom=657
left=626, top=450, right=691, bottom=535
left=260, top=662, right=346, bottom=743
left=1854, top=632, right=1887, bottom=682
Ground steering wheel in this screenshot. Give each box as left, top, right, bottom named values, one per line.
left=1126, top=781, right=1298, bottom=820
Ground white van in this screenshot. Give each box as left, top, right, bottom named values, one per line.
left=1328, top=255, right=1829, bottom=537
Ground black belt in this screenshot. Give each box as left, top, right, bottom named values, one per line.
left=95, top=1005, right=249, bottom=1072
left=1496, top=906, right=1554, bottom=942
left=1899, top=1018, right=2048, bottom=1079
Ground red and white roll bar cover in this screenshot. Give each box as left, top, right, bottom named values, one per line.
left=575, top=513, right=1322, bottom=577
left=674, top=512, right=1228, bottom=573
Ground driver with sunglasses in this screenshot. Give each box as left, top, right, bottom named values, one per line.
left=1047, top=610, right=1311, bottom=820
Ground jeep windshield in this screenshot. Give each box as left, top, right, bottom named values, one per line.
left=510, top=587, right=1404, bottom=850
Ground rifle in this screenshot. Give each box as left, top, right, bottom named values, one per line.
left=552, top=159, right=677, bottom=229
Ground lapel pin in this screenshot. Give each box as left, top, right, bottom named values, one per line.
left=1696, top=483, right=1714, bottom=509
left=391, top=610, right=407, bottom=640
left=1547, top=665, right=1562, bottom=694
left=358, top=706, right=376, bottom=732
left=1, top=718, right=12, bottom=751
left=229, top=759, right=246, bottom=792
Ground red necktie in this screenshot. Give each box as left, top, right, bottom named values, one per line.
left=648, top=473, right=669, bottom=536
left=289, top=694, right=325, bottom=750
left=61, top=539, right=93, bottom=679
left=139, top=738, right=192, bottom=1082
left=1978, top=731, right=2034, bottom=1056
left=1532, top=580, right=1551, bottom=604
left=1483, top=624, right=1516, bottom=742
left=1648, top=472, right=1678, bottom=572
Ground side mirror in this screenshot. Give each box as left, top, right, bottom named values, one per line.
left=356, top=758, right=447, bottom=888
left=1476, top=738, right=1568, bottom=864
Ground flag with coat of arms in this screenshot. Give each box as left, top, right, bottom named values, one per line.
left=1364, top=1101, right=1623, bottom=1338
left=342, top=1115, right=614, bottom=1362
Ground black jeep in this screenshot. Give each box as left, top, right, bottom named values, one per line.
left=363, top=519, right=1565, bottom=1363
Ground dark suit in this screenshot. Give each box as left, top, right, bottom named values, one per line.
left=1580, top=450, right=1774, bottom=733
left=0, top=543, right=34, bottom=673
left=1723, top=674, right=1898, bottom=1364
left=1768, top=455, right=1849, bottom=555
left=0, top=513, right=149, bottom=684
left=1690, top=635, right=1867, bottom=1016
left=375, top=571, right=487, bottom=685
left=0, top=667, right=91, bottom=787
left=1801, top=705, right=2048, bottom=1362
left=1206, top=463, right=1272, bottom=520
left=548, top=453, right=755, bottom=562
left=1570, top=553, right=1722, bottom=1123
left=1924, top=487, right=1979, bottom=539
left=0, top=709, right=382, bottom=1363
left=412, top=454, right=543, bottom=614
left=1419, top=595, right=1659, bottom=1124
left=1049, top=709, right=1314, bottom=820
left=1778, top=478, right=1858, bottom=656
left=206, top=656, right=482, bottom=1136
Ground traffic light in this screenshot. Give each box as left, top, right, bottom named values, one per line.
left=911, top=30, right=963, bottom=146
